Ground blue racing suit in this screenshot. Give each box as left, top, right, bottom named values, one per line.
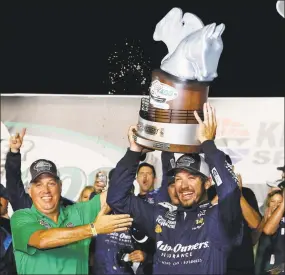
left=107, top=140, right=243, bottom=275
left=132, top=152, right=175, bottom=275
left=91, top=153, right=175, bottom=275
left=91, top=220, right=136, bottom=275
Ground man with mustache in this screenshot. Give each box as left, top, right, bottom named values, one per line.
left=107, top=102, right=243, bottom=275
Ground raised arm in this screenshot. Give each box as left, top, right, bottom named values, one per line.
left=5, top=128, right=32, bottom=210
left=236, top=175, right=261, bottom=229
left=107, top=126, right=156, bottom=240
left=194, top=103, right=243, bottom=240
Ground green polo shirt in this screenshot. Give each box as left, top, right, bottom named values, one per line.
left=10, top=194, right=101, bottom=275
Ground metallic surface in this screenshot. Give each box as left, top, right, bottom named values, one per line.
left=137, top=115, right=200, bottom=145
left=153, top=7, right=225, bottom=81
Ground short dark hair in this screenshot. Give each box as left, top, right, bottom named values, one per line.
left=168, top=176, right=175, bottom=186
left=137, top=163, right=156, bottom=178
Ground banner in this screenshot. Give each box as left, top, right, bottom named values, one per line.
left=1, top=95, right=284, bottom=208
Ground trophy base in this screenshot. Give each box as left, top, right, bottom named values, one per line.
left=134, top=131, right=201, bottom=154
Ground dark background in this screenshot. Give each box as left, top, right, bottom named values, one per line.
left=1, top=1, right=284, bottom=96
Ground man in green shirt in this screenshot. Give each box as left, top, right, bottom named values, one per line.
left=10, top=157, right=133, bottom=275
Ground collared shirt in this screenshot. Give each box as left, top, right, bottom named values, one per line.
left=10, top=195, right=101, bottom=275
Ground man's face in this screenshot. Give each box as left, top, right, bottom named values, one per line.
left=174, top=170, right=210, bottom=207
left=282, top=171, right=285, bottom=180
left=168, top=183, right=179, bottom=205
left=0, top=197, right=8, bottom=216
left=137, top=166, right=155, bottom=194
left=29, top=174, right=61, bottom=215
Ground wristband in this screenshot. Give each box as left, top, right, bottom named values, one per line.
left=90, top=223, right=97, bottom=236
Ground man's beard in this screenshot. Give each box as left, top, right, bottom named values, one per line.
left=178, top=198, right=196, bottom=208
left=178, top=192, right=207, bottom=208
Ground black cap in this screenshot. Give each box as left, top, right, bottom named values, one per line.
left=30, top=159, right=59, bottom=183
left=167, top=154, right=210, bottom=178
left=277, top=165, right=285, bottom=172
left=0, top=183, right=10, bottom=200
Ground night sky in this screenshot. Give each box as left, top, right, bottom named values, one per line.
left=1, top=1, right=284, bottom=97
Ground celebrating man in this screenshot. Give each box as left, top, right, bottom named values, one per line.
left=107, top=103, right=243, bottom=275
left=5, top=128, right=74, bottom=210
left=10, top=158, right=133, bottom=275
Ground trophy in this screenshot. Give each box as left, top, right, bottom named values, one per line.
left=134, top=8, right=225, bottom=153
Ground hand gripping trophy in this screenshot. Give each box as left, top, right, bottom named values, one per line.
left=134, top=7, right=225, bottom=153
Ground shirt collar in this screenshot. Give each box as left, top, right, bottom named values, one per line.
left=31, top=204, right=68, bottom=225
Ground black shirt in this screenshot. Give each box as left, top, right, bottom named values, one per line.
left=0, top=217, right=17, bottom=275
left=227, top=187, right=261, bottom=275
left=271, top=214, right=285, bottom=268
left=0, top=217, right=11, bottom=234
left=255, top=214, right=285, bottom=275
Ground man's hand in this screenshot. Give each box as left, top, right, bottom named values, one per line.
left=10, top=128, right=26, bottom=153
left=129, top=250, right=145, bottom=263
left=128, top=125, right=144, bottom=152
left=194, top=102, right=217, bottom=144
left=93, top=204, right=133, bottom=234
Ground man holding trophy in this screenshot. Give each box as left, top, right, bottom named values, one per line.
left=107, top=7, right=244, bottom=274
left=107, top=102, right=243, bottom=274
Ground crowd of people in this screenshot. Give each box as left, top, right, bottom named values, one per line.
left=0, top=103, right=284, bottom=275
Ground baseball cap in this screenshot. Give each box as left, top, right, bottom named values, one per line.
left=30, top=159, right=59, bottom=183
left=0, top=183, right=10, bottom=200
left=167, top=154, right=210, bottom=178
left=277, top=165, right=285, bottom=172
